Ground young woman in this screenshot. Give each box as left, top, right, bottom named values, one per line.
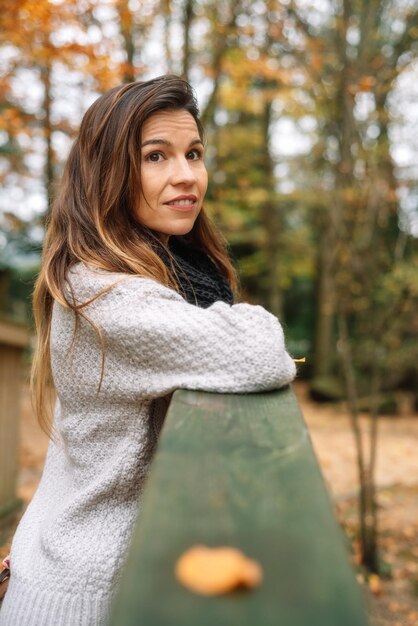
left=0, top=75, right=296, bottom=625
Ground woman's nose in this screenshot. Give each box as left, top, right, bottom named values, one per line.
left=170, top=158, right=196, bottom=185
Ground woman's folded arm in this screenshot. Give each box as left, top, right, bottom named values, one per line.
left=93, top=277, right=297, bottom=397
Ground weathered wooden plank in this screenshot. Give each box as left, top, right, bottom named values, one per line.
left=0, top=319, right=30, bottom=349
left=110, top=387, right=369, bottom=626
left=0, top=320, right=29, bottom=518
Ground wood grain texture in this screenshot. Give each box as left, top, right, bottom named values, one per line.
left=110, top=387, right=369, bottom=626
left=0, top=319, right=30, bottom=349
left=0, top=343, right=23, bottom=516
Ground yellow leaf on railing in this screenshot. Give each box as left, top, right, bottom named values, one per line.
left=175, top=545, right=263, bottom=596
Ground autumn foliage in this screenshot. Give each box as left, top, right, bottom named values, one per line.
left=1, top=0, right=418, bottom=576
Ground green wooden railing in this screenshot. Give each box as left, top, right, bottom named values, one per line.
left=110, top=386, right=369, bottom=626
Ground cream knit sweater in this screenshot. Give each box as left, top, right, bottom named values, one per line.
left=0, top=263, right=296, bottom=626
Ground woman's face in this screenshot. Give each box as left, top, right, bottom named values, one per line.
left=135, top=109, right=208, bottom=242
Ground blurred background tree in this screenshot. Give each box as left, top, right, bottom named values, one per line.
left=0, top=0, right=417, bottom=571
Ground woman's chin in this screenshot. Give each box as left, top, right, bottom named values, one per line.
left=159, top=221, right=196, bottom=239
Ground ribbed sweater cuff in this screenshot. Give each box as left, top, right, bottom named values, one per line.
left=0, top=574, right=111, bottom=626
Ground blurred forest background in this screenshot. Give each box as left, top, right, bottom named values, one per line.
left=1, top=0, right=418, bottom=601
left=1, top=0, right=417, bottom=395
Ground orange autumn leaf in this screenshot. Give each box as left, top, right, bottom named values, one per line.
left=358, top=76, right=377, bottom=91
left=175, top=545, right=263, bottom=596
left=368, top=574, right=384, bottom=597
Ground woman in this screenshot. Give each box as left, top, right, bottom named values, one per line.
left=0, top=75, right=296, bottom=625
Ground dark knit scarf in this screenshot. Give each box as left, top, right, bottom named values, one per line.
left=144, top=231, right=234, bottom=308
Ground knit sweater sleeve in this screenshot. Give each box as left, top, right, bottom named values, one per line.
left=67, top=268, right=297, bottom=397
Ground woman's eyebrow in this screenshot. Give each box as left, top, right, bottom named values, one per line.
left=141, top=138, right=204, bottom=148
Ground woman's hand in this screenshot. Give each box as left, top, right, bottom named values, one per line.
left=0, top=555, right=10, bottom=601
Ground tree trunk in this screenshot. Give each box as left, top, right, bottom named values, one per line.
left=261, top=101, right=283, bottom=318
left=181, top=0, right=194, bottom=81
left=40, top=60, right=54, bottom=215
left=313, top=226, right=335, bottom=377
left=337, top=313, right=374, bottom=569
left=119, top=0, right=136, bottom=83
left=201, top=0, right=240, bottom=125
left=162, top=0, right=173, bottom=72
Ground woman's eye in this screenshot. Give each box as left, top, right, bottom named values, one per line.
left=146, top=152, right=164, bottom=163
left=187, top=149, right=203, bottom=161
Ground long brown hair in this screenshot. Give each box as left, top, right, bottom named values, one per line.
left=31, top=75, right=237, bottom=436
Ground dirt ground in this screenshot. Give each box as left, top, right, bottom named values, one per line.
left=1, top=381, right=417, bottom=625
left=298, top=383, right=418, bottom=626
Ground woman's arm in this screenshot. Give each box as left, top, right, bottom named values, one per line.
left=92, top=276, right=297, bottom=397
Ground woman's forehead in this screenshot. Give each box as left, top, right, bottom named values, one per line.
left=141, top=110, right=200, bottom=141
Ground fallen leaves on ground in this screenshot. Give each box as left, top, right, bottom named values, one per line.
left=368, top=574, right=384, bottom=597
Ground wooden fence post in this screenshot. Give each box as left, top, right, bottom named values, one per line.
left=0, top=318, right=30, bottom=520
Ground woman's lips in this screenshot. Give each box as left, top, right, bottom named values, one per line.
left=165, top=196, right=198, bottom=211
